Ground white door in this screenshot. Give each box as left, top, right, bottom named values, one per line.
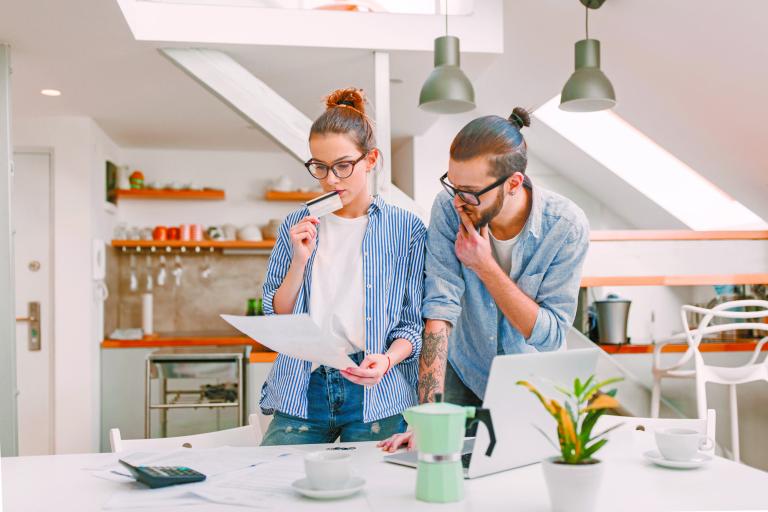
left=13, top=151, right=53, bottom=455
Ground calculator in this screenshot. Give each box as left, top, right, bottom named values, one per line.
left=118, top=459, right=206, bottom=488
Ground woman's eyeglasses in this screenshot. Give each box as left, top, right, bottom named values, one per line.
left=439, top=172, right=508, bottom=206
left=304, top=152, right=368, bottom=180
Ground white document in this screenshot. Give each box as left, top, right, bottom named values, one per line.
left=221, top=314, right=357, bottom=370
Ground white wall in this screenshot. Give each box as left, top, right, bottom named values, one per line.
left=117, top=148, right=315, bottom=228
left=394, top=114, right=632, bottom=229
left=13, top=116, right=121, bottom=453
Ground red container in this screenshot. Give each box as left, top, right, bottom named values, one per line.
left=167, top=227, right=181, bottom=240
left=153, top=226, right=168, bottom=241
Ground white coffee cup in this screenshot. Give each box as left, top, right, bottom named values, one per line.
left=654, top=428, right=714, bottom=461
left=304, top=451, right=352, bottom=490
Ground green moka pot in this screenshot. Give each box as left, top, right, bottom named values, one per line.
left=403, top=400, right=496, bottom=503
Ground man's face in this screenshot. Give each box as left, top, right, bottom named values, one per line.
left=446, top=157, right=506, bottom=229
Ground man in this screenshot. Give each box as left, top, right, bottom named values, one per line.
left=379, top=109, right=589, bottom=451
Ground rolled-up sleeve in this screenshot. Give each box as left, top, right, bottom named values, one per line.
left=262, top=214, right=298, bottom=316
left=525, top=217, right=590, bottom=351
left=387, top=217, right=427, bottom=362
left=422, top=194, right=465, bottom=326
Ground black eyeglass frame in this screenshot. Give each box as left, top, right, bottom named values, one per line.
left=439, top=172, right=509, bottom=206
left=304, top=152, right=369, bottom=180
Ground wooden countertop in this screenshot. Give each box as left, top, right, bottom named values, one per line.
left=101, top=332, right=278, bottom=363
left=599, top=339, right=768, bottom=354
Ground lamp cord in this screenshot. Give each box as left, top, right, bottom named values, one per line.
left=585, top=4, right=589, bottom=39
left=445, top=0, right=448, bottom=37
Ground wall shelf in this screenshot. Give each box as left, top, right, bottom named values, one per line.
left=264, top=189, right=322, bottom=202
left=116, top=189, right=226, bottom=201
left=589, top=230, right=768, bottom=241
left=111, top=240, right=275, bottom=250
left=580, top=274, right=768, bottom=287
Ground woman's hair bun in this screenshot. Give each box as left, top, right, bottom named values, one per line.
left=325, top=88, right=367, bottom=115
left=508, top=107, right=531, bottom=130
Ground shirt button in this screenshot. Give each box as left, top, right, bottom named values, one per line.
left=364, top=252, right=369, bottom=257
left=490, top=336, right=495, bottom=340
left=367, top=317, right=372, bottom=321
left=367, top=284, right=372, bottom=289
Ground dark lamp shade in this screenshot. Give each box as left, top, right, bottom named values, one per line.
left=560, top=39, right=616, bottom=112
left=419, top=36, right=475, bottom=114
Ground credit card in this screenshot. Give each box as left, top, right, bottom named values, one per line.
left=306, top=191, right=344, bottom=218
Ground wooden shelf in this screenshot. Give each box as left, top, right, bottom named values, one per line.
left=111, top=240, right=275, bottom=250
left=599, top=340, right=768, bottom=354
left=580, top=274, right=768, bottom=287
left=102, top=333, right=278, bottom=363
left=264, top=190, right=323, bottom=202
left=116, top=189, right=225, bottom=201
left=589, top=230, right=768, bottom=241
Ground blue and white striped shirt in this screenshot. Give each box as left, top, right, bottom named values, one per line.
left=260, top=196, right=426, bottom=423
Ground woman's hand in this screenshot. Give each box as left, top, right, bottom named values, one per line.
left=289, top=215, right=320, bottom=264
left=341, top=353, right=390, bottom=386
left=377, top=431, right=416, bottom=452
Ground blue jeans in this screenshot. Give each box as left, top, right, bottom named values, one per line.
left=261, top=353, right=408, bottom=445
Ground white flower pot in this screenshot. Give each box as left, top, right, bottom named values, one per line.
left=541, top=456, right=604, bottom=512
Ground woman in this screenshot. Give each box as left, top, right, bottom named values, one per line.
left=260, top=88, right=426, bottom=445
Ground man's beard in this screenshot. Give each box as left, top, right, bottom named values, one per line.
left=463, top=189, right=505, bottom=229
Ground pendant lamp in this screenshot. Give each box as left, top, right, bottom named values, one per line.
left=560, top=0, right=616, bottom=112
left=418, top=2, right=475, bottom=114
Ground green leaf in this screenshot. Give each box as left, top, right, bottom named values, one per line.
left=589, top=422, right=625, bottom=443
left=574, top=377, right=583, bottom=397
left=554, top=385, right=574, bottom=398
left=577, top=375, right=595, bottom=401
left=583, top=438, right=608, bottom=459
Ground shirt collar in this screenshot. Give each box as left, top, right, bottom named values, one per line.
left=368, top=195, right=385, bottom=215
left=523, top=175, right=542, bottom=239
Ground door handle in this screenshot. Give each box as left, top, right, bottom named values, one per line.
left=15, top=302, right=41, bottom=351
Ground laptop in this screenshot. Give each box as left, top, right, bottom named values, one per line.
left=384, top=348, right=599, bottom=478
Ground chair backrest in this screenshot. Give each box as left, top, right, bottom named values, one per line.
left=682, top=300, right=768, bottom=349
left=597, top=409, right=716, bottom=455
left=110, top=414, right=263, bottom=453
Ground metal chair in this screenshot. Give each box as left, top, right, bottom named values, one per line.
left=109, top=413, right=262, bottom=452
left=650, top=300, right=768, bottom=462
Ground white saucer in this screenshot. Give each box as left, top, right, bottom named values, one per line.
left=291, top=477, right=365, bottom=500
left=643, top=450, right=712, bottom=469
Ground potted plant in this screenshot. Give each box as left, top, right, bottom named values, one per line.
left=517, top=376, right=623, bottom=512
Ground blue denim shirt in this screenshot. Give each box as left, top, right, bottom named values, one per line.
left=422, top=178, right=590, bottom=399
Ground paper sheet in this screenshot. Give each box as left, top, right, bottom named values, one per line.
left=103, top=452, right=302, bottom=510
left=221, top=314, right=357, bottom=370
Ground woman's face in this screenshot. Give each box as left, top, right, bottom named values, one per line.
left=308, top=133, right=376, bottom=207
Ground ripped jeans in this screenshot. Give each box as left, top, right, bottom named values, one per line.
left=260, top=353, right=407, bottom=446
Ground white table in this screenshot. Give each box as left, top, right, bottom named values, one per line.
left=3, top=438, right=768, bottom=511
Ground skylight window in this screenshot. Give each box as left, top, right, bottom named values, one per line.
left=534, top=96, right=767, bottom=230
left=138, top=0, right=473, bottom=14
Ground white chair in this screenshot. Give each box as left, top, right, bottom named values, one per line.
left=597, top=409, right=717, bottom=456
left=650, top=300, right=768, bottom=462
left=110, top=413, right=263, bottom=452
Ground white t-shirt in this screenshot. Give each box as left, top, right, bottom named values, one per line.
left=309, top=212, right=369, bottom=354
left=490, top=228, right=521, bottom=276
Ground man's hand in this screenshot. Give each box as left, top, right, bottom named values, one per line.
left=455, top=211, right=495, bottom=274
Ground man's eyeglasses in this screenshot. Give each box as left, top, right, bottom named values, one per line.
left=439, top=172, right=508, bottom=206
left=304, top=152, right=368, bottom=180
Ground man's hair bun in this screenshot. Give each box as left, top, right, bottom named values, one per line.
left=508, top=107, right=531, bottom=130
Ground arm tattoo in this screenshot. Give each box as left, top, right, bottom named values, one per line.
left=418, top=325, right=450, bottom=403
left=419, top=372, right=441, bottom=404
left=421, top=329, right=449, bottom=367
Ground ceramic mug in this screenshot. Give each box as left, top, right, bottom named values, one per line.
left=304, top=451, right=352, bottom=490
left=655, top=428, right=714, bottom=461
